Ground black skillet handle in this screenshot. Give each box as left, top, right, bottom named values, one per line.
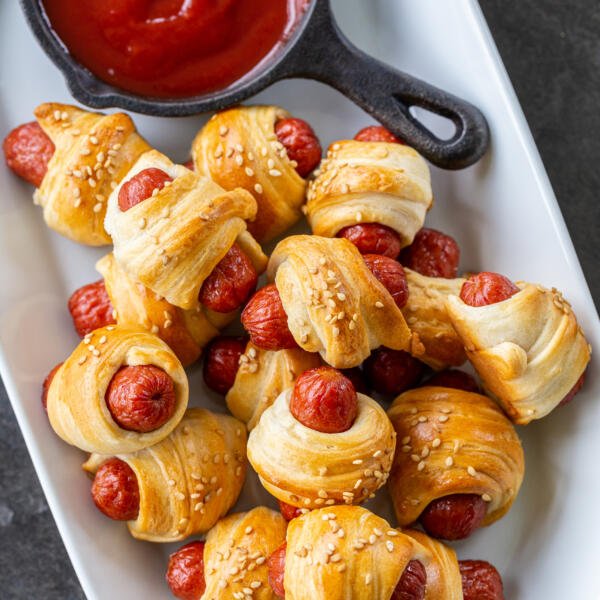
left=277, top=0, right=489, bottom=170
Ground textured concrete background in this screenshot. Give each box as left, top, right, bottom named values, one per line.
left=1, top=1, right=598, bottom=598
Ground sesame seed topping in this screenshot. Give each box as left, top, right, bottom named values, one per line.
left=417, top=461, right=425, bottom=471
left=375, top=301, right=384, bottom=308
left=90, top=136, right=99, bottom=145
left=175, top=492, right=185, bottom=501
left=467, top=466, right=477, bottom=476
left=269, top=169, right=282, bottom=177
left=235, top=154, right=244, bottom=166
left=432, top=438, right=441, bottom=448
left=245, top=526, right=253, bottom=534
left=245, top=167, right=254, bottom=177
left=445, top=457, right=454, bottom=467
left=386, top=541, right=394, bottom=552
left=482, top=493, right=492, bottom=502
left=219, top=125, right=228, bottom=136
left=438, top=415, right=449, bottom=423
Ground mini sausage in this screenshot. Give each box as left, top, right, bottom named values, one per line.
left=198, top=243, right=258, bottom=313
left=241, top=284, right=298, bottom=351
left=202, top=335, right=248, bottom=395
left=290, top=367, right=358, bottom=434
left=68, top=280, right=116, bottom=337
left=399, top=228, right=460, bottom=279
left=340, top=367, right=368, bottom=395
left=459, top=560, right=505, bottom=600
left=423, top=369, right=480, bottom=394
left=41, top=362, right=63, bottom=411
left=166, top=541, right=207, bottom=600
left=419, top=494, right=487, bottom=541
left=275, top=117, right=322, bottom=178
left=337, top=223, right=402, bottom=259
left=333, top=127, right=406, bottom=259
left=267, top=542, right=287, bottom=598
left=363, top=254, right=409, bottom=309
left=459, top=272, right=519, bottom=307
left=3, top=121, right=55, bottom=187
left=390, top=559, right=427, bottom=600
left=363, top=348, right=425, bottom=397
left=278, top=500, right=305, bottom=522
left=118, top=167, right=173, bottom=211
left=105, top=365, right=176, bottom=433
left=354, top=125, right=404, bottom=144
left=91, top=457, right=140, bottom=521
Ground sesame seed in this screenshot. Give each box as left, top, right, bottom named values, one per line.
left=245, top=167, right=254, bottom=177
left=445, top=457, right=454, bottom=467
left=175, top=492, right=185, bottom=501
left=245, top=526, right=253, bottom=534
left=332, top=326, right=340, bottom=337
left=151, top=325, right=159, bottom=334
left=90, top=136, right=99, bottom=145
left=432, top=438, right=441, bottom=448
left=418, top=416, right=427, bottom=423
left=386, top=541, right=394, bottom=552
left=77, top=356, right=86, bottom=365
left=467, top=466, right=477, bottom=476
left=482, top=493, right=492, bottom=502
left=235, top=155, right=244, bottom=166
left=375, top=301, right=384, bottom=308
left=254, top=183, right=263, bottom=194
left=219, top=125, right=228, bottom=136
left=365, top=574, right=372, bottom=585
left=98, top=336, right=107, bottom=344
left=417, top=461, right=425, bottom=471
left=269, top=169, right=282, bottom=177
left=92, top=349, right=100, bottom=357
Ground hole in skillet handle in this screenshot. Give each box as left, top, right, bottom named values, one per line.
left=270, top=0, right=490, bottom=170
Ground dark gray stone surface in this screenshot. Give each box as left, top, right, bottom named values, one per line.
left=0, top=2, right=598, bottom=598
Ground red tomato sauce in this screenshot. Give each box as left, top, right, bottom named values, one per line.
left=42, top=0, right=305, bottom=98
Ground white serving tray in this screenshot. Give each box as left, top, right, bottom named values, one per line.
left=1, top=1, right=599, bottom=598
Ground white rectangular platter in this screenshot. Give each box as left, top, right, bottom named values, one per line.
left=1, top=1, right=599, bottom=598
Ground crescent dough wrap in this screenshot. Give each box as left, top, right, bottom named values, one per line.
left=387, top=386, right=524, bottom=528
left=247, top=390, right=396, bottom=509
left=47, top=326, right=188, bottom=455
left=402, top=268, right=467, bottom=370
left=267, top=235, right=412, bottom=369
left=34, top=102, right=151, bottom=245
left=105, top=149, right=267, bottom=310
left=306, top=140, right=432, bottom=247
left=282, top=506, right=436, bottom=600
left=446, top=282, right=591, bottom=424
left=226, top=342, right=321, bottom=430
left=192, top=105, right=307, bottom=243
left=403, top=530, right=463, bottom=600
left=84, top=408, right=247, bottom=542
left=203, top=507, right=287, bottom=598
left=97, top=253, right=235, bottom=367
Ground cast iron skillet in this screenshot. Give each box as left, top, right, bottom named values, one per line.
left=21, top=0, right=489, bottom=170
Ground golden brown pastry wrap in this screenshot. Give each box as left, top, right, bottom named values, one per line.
left=84, top=408, right=247, bottom=542
left=247, top=389, right=396, bottom=509
left=34, top=102, right=151, bottom=245
left=203, top=507, right=287, bottom=598
left=306, top=140, right=432, bottom=247
left=446, top=282, right=591, bottom=424
left=226, top=341, right=321, bottom=430
left=97, top=253, right=235, bottom=367
left=192, top=105, right=307, bottom=243
left=387, top=386, right=524, bottom=528
left=47, top=325, right=188, bottom=455
left=402, top=268, right=467, bottom=370
left=104, top=149, right=267, bottom=310
left=267, top=235, right=412, bottom=369
left=282, top=506, right=437, bottom=600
